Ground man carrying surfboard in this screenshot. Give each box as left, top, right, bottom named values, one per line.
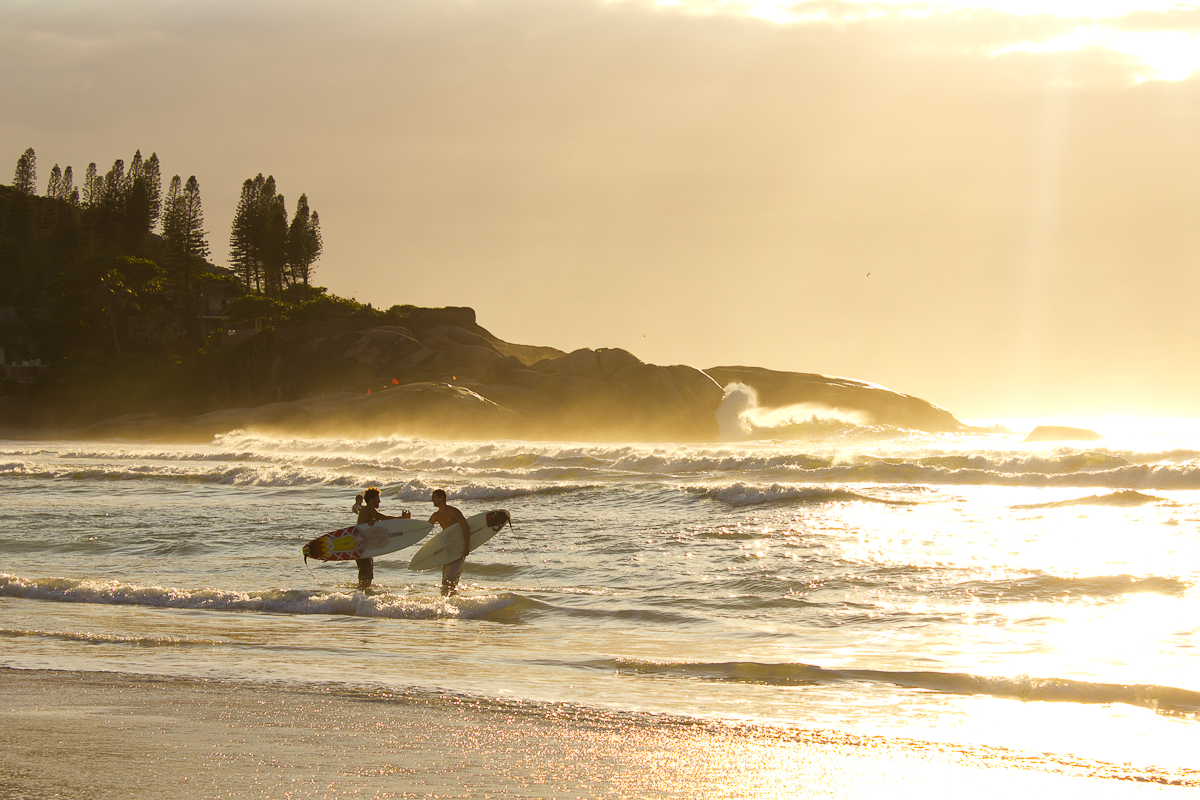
left=429, top=489, right=471, bottom=596
left=355, top=487, right=410, bottom=589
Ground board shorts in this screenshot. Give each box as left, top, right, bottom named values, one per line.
left=356, top=557, right=373, bottom=586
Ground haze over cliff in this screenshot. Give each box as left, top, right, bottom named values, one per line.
left=72, top=314, right=963, bottom=443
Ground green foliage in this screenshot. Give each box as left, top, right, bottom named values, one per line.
left=229, top=174, right=285, bottom=295
left=203, top=328, right=227, bottom=351
left=4, top=144, right=437, bottom=428
left=288, top=293, right=385, bottom=324
left=280, top=283, right=327, bottom=304
left=161, top=174, right=210, bottom=329
left=384, top=304, right=418, bottom=325
left=111, top=256, right=167, bottom=298
left=31, top=346, right=202, bottom=425
left=286, top=195, right=322, bottom=287
left=226, top=295, right=286, bottom=322
left=12, top=148, right=36, bottom=195
left=229, top=174, right=322, bottom=297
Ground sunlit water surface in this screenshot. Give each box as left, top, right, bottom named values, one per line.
left=2, top=419, right=1198, bottom=779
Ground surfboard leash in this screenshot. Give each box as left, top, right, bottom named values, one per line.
left=508, top=518, right=544, bottom=591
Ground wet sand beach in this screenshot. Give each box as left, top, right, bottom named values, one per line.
left=0, top=668, right=1192, bottom=800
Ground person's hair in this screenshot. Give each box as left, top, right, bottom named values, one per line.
left=355, top=493, right=365, bottom=504
left=432, top=489, right=447, bottom=501
left=364, top=487, right=381, bottom=503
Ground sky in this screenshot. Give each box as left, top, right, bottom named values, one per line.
left=3, top=0, right=1199, bottom=419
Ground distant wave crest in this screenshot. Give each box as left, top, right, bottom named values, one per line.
left=1013, top=490, right=1167, bottom=509
left=608, top=658, right=1200, bottom=714
left=5, top=436, right=1200, bottom=491
left=687, top=482, right=912, bottom=507
left=938, top=572, right=1189, bottom=602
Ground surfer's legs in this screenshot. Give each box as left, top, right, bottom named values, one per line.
left=356, top=557, right=374, bottom=589
left=441, top=558, right=465, bottom=596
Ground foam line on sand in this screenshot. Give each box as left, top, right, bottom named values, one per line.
left=0, top=668, right=1193, bottom=799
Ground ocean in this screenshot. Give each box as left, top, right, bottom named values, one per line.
left=2, top=418, right=1199, bottom=791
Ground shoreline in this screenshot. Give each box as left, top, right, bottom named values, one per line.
left=0, top=668, right=1194, bottom=799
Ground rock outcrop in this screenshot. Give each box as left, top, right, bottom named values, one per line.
left=68, top=323, right=966, bottom=442
left=473, top=347, right=725, bottom=441
left=1023, top=425, right=1103, bottom=442
left=78, top=383, right=516, bottom=442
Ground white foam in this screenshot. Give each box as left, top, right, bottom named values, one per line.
left=0, top=574, right=521, bottom=621
left=687, top=482, right=880, bottom=506
left=716, top=382, right=875, bottom=441
left=5, top=435, right=1200, bottom=492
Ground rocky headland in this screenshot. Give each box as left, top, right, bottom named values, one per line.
left=1023, top=425, right=1104, bottom=442
left=57, top=315, right=964, bottom=442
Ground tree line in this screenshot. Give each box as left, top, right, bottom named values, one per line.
left=229, top=173, right=322, bottom=298
left=2, top=146, right=323, bottom=361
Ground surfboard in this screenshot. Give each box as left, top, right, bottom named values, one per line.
left=302, top=517, right=434, bottom=562
left=407, top=510, right=511, bottom=571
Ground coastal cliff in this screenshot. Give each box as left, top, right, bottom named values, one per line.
left=65, top=318, right=964, bottom=442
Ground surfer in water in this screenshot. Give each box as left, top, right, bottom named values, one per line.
left=353, top=487, right=410, bottom=590
left=429, top=489, right=471, bottom=596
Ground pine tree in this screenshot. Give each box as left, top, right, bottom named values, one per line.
left=61, top=166, right=78, bottom=206
left=91, top=159, right=127, bottom=253
left=309, top=211, right=322, bottom=268
left=162, top=175, right=183, bottom=252
left=262, top=194, right=288, bottom=297
left=163, top=174, right=210, bottom=341
left=180, top=176, right=209, bottom=262
left=46, top=164, right=63, bottom=199
left=144, top=153, right=162, bottom=228
left=128, top=151, right=144, bottom=189
left=13, top=148, right=36, bottom=195
left=163, top=174, right=209, bottom=263
left=122, top=150, right=156, bottom=253
left=229, top=174, right=287, bottom=295
left=229, top=177, right=262, bottom=291
left=228, top=173, right=321, bottom=297
left=124, top=150, right=160, bottom=230
left=286, top=194, right=323, bottom=287
left=83, top=163, right=100, bottom=207
left=102, top=159, right=125, bottom=213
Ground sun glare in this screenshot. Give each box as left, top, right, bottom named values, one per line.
left=649, top=0, right=1200, bottom=81
left=995, top=26, right=1200, bottom=82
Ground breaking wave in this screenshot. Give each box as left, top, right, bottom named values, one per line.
left=686, top=482, right=915, bottom=507
left=0, top=574, right=527, bottom=622
left=717, top=382, right=881, bottom=441
left=6, top=435, right=1200, bottom=491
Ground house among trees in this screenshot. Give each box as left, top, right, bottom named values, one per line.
left=199, top=266, right=242, bottom=337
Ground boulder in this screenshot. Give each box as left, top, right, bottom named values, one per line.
left=1023, top=425, right=1103, bottom=442
left=466, top=348, right=724, bottom=441
left=314, top=327, right=428, bottom=372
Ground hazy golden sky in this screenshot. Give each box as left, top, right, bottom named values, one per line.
left=4, top=0, right=1199, bottom=418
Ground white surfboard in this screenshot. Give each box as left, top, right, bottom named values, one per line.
left=407, top=510, right=511, bottom=571
left=302, top=518, right=434, bottom=562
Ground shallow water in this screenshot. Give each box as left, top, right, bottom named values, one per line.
left=2, top=420, right=1198, bottom=778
